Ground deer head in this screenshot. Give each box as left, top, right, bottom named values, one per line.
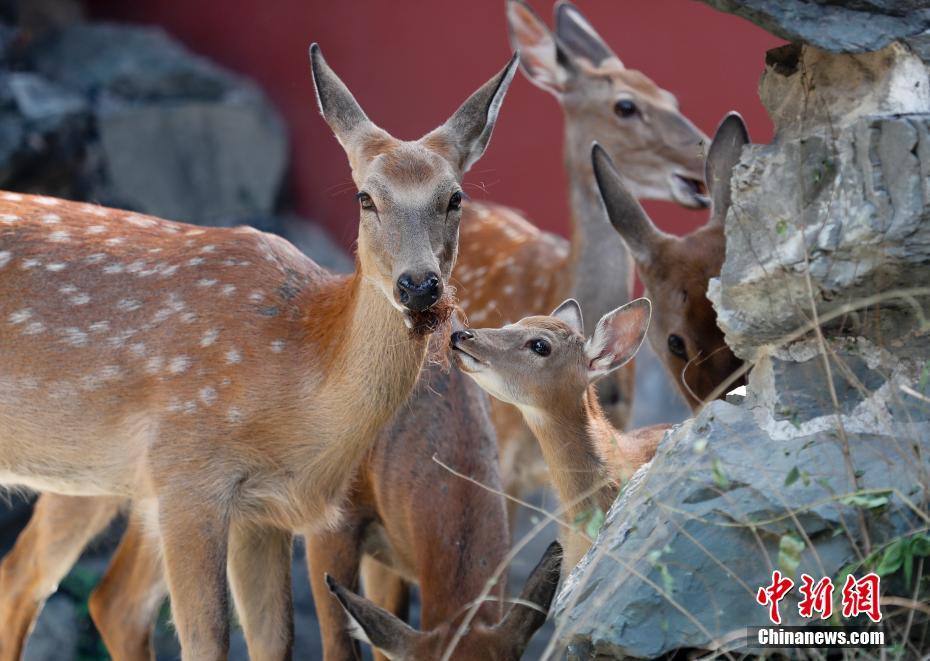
left=593, top=112, right=750, bottom=407
left=310, top=45, right=517, bottom=326
left=506, top=0, right=709, bottom=208
left=325, top=541, right=562, bottom=660
left=450, top=298, right=651, bottom=413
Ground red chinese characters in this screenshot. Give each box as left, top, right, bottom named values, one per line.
left=756, top=570, right=795, bottom=625
left=841, top=573, right=882, bottom=623
left=798, top=574, right=834, bottom=619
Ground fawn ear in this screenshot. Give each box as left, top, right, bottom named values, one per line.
left=496, top=541, right=563, bottom=649
left=592, top=143, right=669, bottom=265
left=506, top=0, right=577, bottom=96
left=309, top=44, right=389, bottom=161
left=325, top=574, right=424, bottom=658
left=551, top=298, right=584, bottom=335
left=424, top=54, right=518, bottom=175
left=585, top=298, right=651, bottom=382
left=554, top=1, right=621, bottom=68
left=705, top=112, right=749, bottom=227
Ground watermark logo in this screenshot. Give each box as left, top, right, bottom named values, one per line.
left=756, top=570, right=882, bottom=624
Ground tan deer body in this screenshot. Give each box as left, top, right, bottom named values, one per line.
left=0, top=44, right=518, bottom=660
left=450, top=0, right=708, bottom=509
left=594, top=113, right=751, bottom=408
left=451, top=298, right=666, bottom=566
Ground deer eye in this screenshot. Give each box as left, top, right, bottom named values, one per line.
left=357, top=192, right=375, bottom=211
left=448, top=191, right=463, bottom=211
left=614, top=98, right=638, bottom=118
left=668, top=334, right=687, bottom=359
left=526, top=338, right=551, bottom=357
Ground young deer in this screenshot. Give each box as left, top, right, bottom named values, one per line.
left=451, top=298, right=666, bottom=567
left=0, top=45, right=518, bottom=660
left=593, top=113, right=750, bottom=408
left=326, top=541, right=563, bottom=661
left=451, top=0, right=708, bottom=508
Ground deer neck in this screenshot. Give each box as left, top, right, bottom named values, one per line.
left=299, top=270, right=430, bottom=514
left=563, top=122, right=635, bottom=331
left=520, top=388, right=618, bottom=522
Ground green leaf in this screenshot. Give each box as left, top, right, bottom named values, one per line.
left=778, top=532, right=805, bottom=576
left=711, top=459, right=730, bottom=490
left=784, top=466, right=801, bottom=487
left=585, top=507, right=606, bottom=539
left=776, top=219, right=788, bottom=236
left=875, top=539, right=905, bottom=577
left=659, top=563, right=675, bottom=595
left=839, top=491, right=891, bottom=509
left=919, top=361, right=930, bottom=391
left=910, top=534, right=930, bottom=557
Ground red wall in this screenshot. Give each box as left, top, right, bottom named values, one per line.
left=88, top=1, right=783, bottom=249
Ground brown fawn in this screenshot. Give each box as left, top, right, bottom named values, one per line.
left=594, top=113, right=750, bottom=408
left=326, top=540, right=563, bottom=661
left=452, top=0, right=709, bottom=510
left=451, top=298, right=666, bottom=567
left=0, top=44, right=518, bottom=660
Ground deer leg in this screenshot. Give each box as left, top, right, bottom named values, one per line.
left=305, top=522, right=364, bottom=661
left=89, top=511, right=166, bottom=661
left=360, top=555, right=409, bottom=661
left=0, top=494, right=120, bottom=661
left=155, top=488, right=231, bottom=661
left=227, top=523, right=294, bottom=661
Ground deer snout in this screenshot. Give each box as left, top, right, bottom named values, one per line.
left=396, top=271, right=442, bottom=312
left=450, top=329, right=474, bottom=346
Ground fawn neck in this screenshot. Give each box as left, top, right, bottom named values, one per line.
left=520, top=387, right=618, bottom=525
left=564, top=122, right=635, bottom=332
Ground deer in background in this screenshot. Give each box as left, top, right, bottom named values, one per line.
left=594, top=113, right=750, bottom=408
left=0, top=44, right=518, bottom=660
left=326, top=541, right=563, bottom=661
left=451, top=0, right=709, bottom=510
left=451, top=298, right=667, bottom=567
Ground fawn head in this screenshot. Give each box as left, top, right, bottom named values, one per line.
left=326, top=541, right=562, bottom=660
left=451, top=298, right=651, bottom=413
left=310, top=45, right=517, bottom=326
left=506, top=0, right=708, bottom=208
left=594, top=113, right=750, bottom=407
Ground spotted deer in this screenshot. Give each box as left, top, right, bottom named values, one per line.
left=452, top=0, right=708, bottom=509
left=451, top=298, right=667, bottom=566
left=594, top=113, right=750, bottom=408
left=326, top=540, right=563, bottom=661
left=0, top=45, right=518, bottom=660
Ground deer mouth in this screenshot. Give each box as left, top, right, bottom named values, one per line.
left=672, top=174, right=709, bottom=209
left=450, top=343, right=486, bottom=372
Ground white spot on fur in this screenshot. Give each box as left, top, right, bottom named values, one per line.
left=200, top=329, right=219, bottom=347
left=2, top=192, right=22, bottom=201
left=248, top=291, right=264, bottom=303
left=167, top=398, right=182, bottom=413
left=221, top=284, right=236, bottom=296
left=61, top=327, right=88, bottom=346
left=129, top=342, right=146, bottom=357
left=70, top=293, right=91, bottom=306
left=41, top=213, right=61, bottom=224
left=99, top=365, right=121, bottom=380
left=197, top=278, right=217, bottom=287
left=103, top=263, right=125, bottom=275
left=270, top=339, right=285, bottom=353
left=200, top=245, right=216, bottom=253
left=89, top=321, right=110, bottom=333
left=105, top=237, right=125, bottom=246
left=186, top=229, right=205, bottom=236
left=24, top=321, right=46, bottom=335
left=117, top=298, right=142, bottom=312
left=180, top=312, right=196, bottom=324
left=126, top=215, right=156, bottom=228
left=86, top=225, right=106, bottom=235
left=35, top=196, right=60, bottom=206
left=226, top=407, right=242, bottom=423
left=146, top=356, right=164, bottom=373
left=0, top=214, right=19, bottom=223
left=85, top=253, right=106, bottom=264
left=0, top=251, right=10, bottom=268
left=21, top=258, right=40, bottom=269
left=187, top=257, right=205, bottom=266
left=48, top=230, right=70, bottom=242
left=45, top=262, right=67, bottom=272
left=199, top=386, right=217, bottom=406
left=9, top=308, right=32, bottom=324
left=225, top=348, right=241, bottom=364
left=126, top=260, right=146, bottom=274
left=168, top=356, right=191, bottom=374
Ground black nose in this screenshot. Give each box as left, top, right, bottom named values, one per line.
left=451, top=330, right=474, bottom=346
left=396, top=272, right=442, bottom=312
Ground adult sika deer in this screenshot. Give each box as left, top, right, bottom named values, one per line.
left=594, top=113, right=750, bottom=408
left=0, top=44, right=517, bottom=660
left=451, top=299, right=667, bottom=567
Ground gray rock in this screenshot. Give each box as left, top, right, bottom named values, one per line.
left=8, top=72, right=85, bottom=121
left=23, top=595, right=79, bottom=661
left=698, top=0, right=930, bottom=53
left=96, top=98, right=286, bottom=225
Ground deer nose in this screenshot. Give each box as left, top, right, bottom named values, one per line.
left=396, top=272, right=442, bottom=312
left=451, top=330, right=474, bottom=346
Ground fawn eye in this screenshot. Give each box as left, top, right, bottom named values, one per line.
left=614, top=98, right=638, bottom=118
left=668, top=334, right=687, bottom=359
left=526, top=338, right=551, bottom=357
left=357, top=192, right=375, bottom=211
left=448, top=191, right=463, bottom=211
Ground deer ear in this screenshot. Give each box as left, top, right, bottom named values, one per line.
left=554, top=1, right=621, bottom=68
left=705, top=112, right=749, bottom=226
left=506, top=0, right=576, bottom=96
left=424, top=54, right=518, bottom=175
left=585, top=298, right=651, bottom=382
left=592, top=144, right=669, bottom=265
left=325, top=574, right=424, bottom=658
left=309, top=44, right=389, bottom=160
left=551, top=298, right=584, bottom=335
left=496, top=541, right=563, bottom=649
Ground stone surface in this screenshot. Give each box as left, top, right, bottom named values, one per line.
left=698, top=0, right=930, bottom=53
